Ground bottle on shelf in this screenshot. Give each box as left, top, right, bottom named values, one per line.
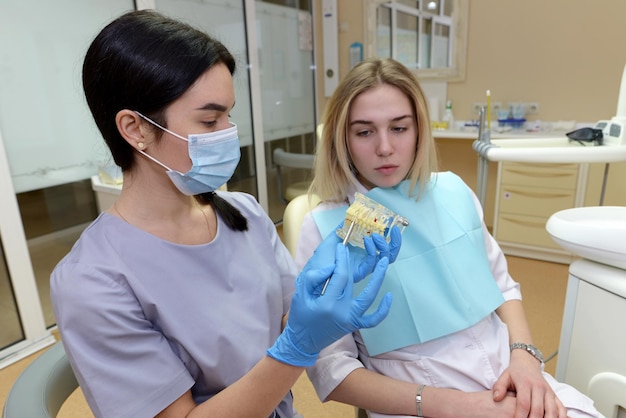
left=442, top=100, right=455, bottom=130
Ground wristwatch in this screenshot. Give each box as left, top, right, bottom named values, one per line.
left=510, top=342, right=544, bottom=364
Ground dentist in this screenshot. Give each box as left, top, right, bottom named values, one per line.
left=50, top=10, right=398, bottom=418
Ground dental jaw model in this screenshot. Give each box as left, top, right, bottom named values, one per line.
left=321, top=192, right=409, bottom=295
left=337, top=193, right=409, bottom=248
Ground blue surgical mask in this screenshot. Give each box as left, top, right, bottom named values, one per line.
left=135, top=112, right=240, bottom=195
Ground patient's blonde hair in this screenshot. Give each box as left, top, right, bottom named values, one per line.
left=310, top=58, right=438, bottom=202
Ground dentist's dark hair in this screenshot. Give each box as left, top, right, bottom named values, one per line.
left=82, top=9, right=246, bottom=231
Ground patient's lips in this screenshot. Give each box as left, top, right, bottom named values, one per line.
left=376, top=164, right=398, bottom=176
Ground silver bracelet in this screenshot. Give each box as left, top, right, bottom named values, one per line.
left=415, top=384, right=425, bottom=417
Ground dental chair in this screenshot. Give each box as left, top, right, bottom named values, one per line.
left=282, top=193, right=320, bottom=257
left=547, top=207, right=626, bottom=418
left=587, top=372, right=626, bottom=418
left=273, top=148, right=315, bottom=204
left=273, top=125, right=321, bottom=205
left=3, top=341, right=79, bottom=418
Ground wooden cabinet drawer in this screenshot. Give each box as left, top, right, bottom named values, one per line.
left=495, top=213, right=560, bottom=249
left=501, top=163, right=578, bottom=189
left=499, top=184, right=575, bottom=218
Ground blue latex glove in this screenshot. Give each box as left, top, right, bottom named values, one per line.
left=267, top=233, right=393, bottom=366
left=354, top=225, right=402, bottom=282
left=308, top=223, right=402, bottom=286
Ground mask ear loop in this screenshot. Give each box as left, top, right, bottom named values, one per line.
left=136, top=147, right=177, bottom=173
left=134, top=111, right=189, bottom=142
left=131, top=112, right=182, bottom=173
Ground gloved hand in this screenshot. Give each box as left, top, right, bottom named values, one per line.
left=355, top=225, right=402, bottom=282
left=303, top=223, right=402, bottom=286
left=267, top=234, right=393, bottom=366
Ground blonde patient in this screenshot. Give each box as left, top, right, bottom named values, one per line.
left=295, top=58, right=601, bottom=418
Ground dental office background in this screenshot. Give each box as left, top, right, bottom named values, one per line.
left=1, top=0, right=626, bottom=367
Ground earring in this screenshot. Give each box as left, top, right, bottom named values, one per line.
left=137, top=142, right=145, bottom=150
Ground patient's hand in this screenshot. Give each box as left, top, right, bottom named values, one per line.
left=493, top=350, right=567, bottom=418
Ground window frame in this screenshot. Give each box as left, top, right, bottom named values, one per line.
left=364, top=0, right=469, bottom=81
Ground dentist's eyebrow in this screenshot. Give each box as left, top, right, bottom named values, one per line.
left=196, top=102, right=229, bottom=112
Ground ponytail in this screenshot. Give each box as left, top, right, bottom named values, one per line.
left=195, top=192, right=248, bottom=232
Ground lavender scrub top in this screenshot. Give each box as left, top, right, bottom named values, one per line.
left=51, top=191, right=298, bottom=418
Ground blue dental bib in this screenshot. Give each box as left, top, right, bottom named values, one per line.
left=312, top=172, right=505, bottom=356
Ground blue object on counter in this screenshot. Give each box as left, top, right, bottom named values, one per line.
left=498, top=118, right=526, bottom=129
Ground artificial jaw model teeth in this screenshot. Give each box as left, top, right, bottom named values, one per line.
left=337, top=192, right=409, bottom=249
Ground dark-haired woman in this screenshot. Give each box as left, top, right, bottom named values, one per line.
left=51, top=10, right=397, bottom=418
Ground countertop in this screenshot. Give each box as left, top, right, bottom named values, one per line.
left=432, top=128, right=568, bottom=140
left=432, top=120, right=594, bottom=140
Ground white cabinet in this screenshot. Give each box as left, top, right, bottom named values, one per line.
left=493, top=162, right=583, bottom=263
left=434, top=134, right=626, bottom=264
left=556, top=260, right=626, bottom=418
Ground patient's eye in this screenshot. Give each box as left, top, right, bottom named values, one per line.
left=391, top=126, right=408, bottom=133
left=356, top=128, right=374, bottom=137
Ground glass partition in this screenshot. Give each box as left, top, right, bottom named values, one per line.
left=0, top=0, right=135, bottom=364
left=256, top=0, right=317, bottom=222
left=0, top=0, right=318, bottom=365
left=0, top=1, right=135, bottom=193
